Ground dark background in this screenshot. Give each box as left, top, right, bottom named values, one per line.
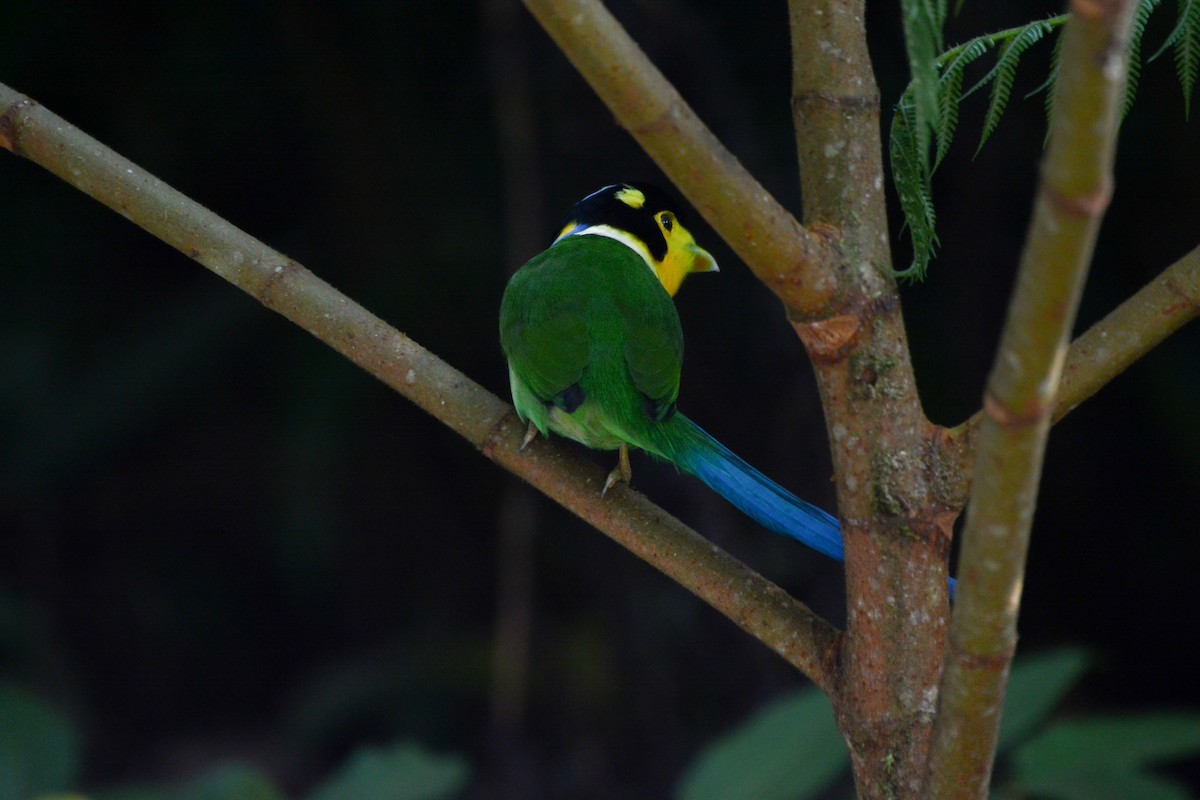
left=2, top=1, right=1197, bottom=797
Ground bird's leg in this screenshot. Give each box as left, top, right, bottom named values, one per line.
left=520, top=422, right=539, bottom=450
left=602, top=444, right=632, bottom=496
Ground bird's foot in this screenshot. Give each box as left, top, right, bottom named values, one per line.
left=520, top=422, right=539, bottom=451
left=602, top=445, right=632, bottom=497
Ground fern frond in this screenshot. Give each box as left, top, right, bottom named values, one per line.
left=1130, top=0, right=1163, bottom=43
left=1124, top=0, right=1164, bottom=118
left=890, top=17, right=1065, bottom=279
left=1178, top=0, right=1200, bottom=117
left=971, top=20, right=1057, bottom=155
left=1148, top=0, right=1189, bottom=58
left=1024, top=22, right=1066, bottom=137
left=889, top=0, right=1193, bottom=280
left=889, top=98, right=939, bottom=280
left=934, top=68, right=964, bottom=171
left=1148, top=0, right=1200, bottom=117
left=935, top=39, right=991, bottom=169
left=902, top=0, right=947, bottom=175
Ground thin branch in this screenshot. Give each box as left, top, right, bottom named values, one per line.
left=927, top=2, right=1139, bottom=798
left=0, top=82, right=840, bottom=690
left=937, top=242, right=1200, bottom=519
left=520, top=0, right=839, bottom=316
left=950, top=241, right=1200, bottom=445
left=1055, top=244, right=1200, bottom=417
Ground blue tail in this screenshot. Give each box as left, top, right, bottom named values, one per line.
left=660, top=415, right=844, bottom=561
left=659, top=415, right=956, bottom=596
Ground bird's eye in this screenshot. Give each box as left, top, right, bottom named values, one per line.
left=659, top=213, right=674, bottom=232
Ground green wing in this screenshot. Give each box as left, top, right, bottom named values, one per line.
left=500, top=235, right=683, bottom=427
left=499, top=246, right=590, bottom=409
left=622, top=308, right=681, bottom=421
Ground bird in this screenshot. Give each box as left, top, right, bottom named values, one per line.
left=498, top=182, right=845, bottom=565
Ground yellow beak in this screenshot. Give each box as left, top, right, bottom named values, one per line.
left=686, top=242, right=719, bottom=273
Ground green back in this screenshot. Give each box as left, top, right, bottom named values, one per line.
left=499, top=235, right=683, bottom=447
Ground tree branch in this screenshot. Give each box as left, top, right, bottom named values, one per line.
left=520, top=0, right=839, bottom=316
left=937, top=241, right=1200, bottom=531
left=927, top=2, right=1139, bottom=797
left=949, top=241, right=1200, bottom=448
left=1056, top=245, right=1200, bottom=419
left=0, top=81, right=840, bottom=691
left=788, top=3, right=951, bottom=797
left=790, top=0, right=889, bottom=245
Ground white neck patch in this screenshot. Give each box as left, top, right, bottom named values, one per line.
left=554, top=224, right=656, bottom=273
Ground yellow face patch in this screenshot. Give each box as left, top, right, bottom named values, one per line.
left=614, top=185, right=646, bottom=209
left=654, top=217, right=718, bottom=297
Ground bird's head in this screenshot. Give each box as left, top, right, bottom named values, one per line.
left=553, top=183, right=718, bottom=297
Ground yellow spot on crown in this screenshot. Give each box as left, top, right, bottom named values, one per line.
left=614, top=186, right=646, bottom=209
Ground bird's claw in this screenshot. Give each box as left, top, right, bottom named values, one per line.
left=601, top=445, right=633, bottom=497
left=520, top=423, right=538, bottom=451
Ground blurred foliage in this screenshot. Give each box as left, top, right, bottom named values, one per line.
left=1008, top=715, right=1200, bottom=800
left=0, top=683, right=79, bottom=800
left=673, top=648, right=1200, bottom=800
left=305, top=743, right=470, bottom=800
left=674, top=683, right=846, bottom=800
left=7, top=647, right=1198, bottom=798
left=994, top=647, right=1090, bottom=755
left=95, top=765, right=286, bottom=800
left=1, top=0, right=1199, bottom=797
left=0, top=681, right=468, bottom=799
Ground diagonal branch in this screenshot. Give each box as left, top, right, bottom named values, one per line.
left=0, top=81, right=841, bottom=691
left=1054, top=245, right=1200, bottom=419
left=521, top=0, right=839, bottom=316
left=949, top=241, right=1200, bottom=449
left=939, top=242, right=1200, bottom=505
left=927, top=2, right=1139, bottom=798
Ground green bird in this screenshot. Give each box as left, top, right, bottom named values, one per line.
left=499, top=183, right=844, bottom=563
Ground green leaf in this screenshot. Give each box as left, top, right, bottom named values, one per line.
left=179, top=766, right=285, bottom=800
left=996, top=647, right=1091, bottom=755
left=1019, top=713, right=1200, bottom=769
left=306, top=742, right=471, bottom=800
left=1011, top=714, right=1200, bottom=800
left=92, top=764, right=285, bottom=800
left=675, top=686, right=848, bottom=800
left=1013, top=767, right=1195, bottom=800
left=93, top=786, right=172, bottom=800
left=0, top=682, right=80, bottom=800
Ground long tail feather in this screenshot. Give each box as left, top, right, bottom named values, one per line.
left=659, top=415, right=956, bottom=595
left=661, top=415, right=844, bottom=561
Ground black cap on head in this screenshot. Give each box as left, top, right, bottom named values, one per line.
left=558, top=182, right=679, bottom=262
